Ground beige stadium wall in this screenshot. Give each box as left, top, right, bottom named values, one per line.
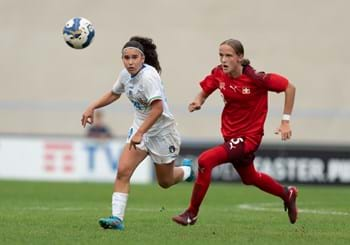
left=1, top=0, right=350, bottom=144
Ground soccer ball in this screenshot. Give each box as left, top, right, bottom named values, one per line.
left=63, top=17, right=95, bottom=49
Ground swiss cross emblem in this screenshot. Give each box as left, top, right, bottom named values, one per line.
left=242, top=87, right=250, bottom=94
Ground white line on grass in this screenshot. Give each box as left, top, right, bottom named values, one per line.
left=20, top=207, right=180, bottom=212
left=237, top=203, right=349, bottom=216
left=20, top=204, right=350, bottom=216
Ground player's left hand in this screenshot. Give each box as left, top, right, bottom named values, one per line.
left=129, top=132, right=143, bottom=150
left=274, top=121, right=292, bottom=141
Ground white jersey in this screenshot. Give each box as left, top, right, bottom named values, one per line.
left=112, top=64, right=175, bottom=136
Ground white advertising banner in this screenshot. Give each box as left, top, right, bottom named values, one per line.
left=0, top=136, right=152, bottom=183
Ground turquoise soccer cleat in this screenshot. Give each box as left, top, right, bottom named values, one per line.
left=98, top=216, right=125, bottom=230
left=182, top=158, right=195, bottom=182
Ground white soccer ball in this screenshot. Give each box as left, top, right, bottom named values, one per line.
left=63, top=17, right=95, bottom=49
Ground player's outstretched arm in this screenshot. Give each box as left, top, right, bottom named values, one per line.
left=275, top=82, right=296, bottom=141
left=81, top=91, right=120, bottom=127
left=188, top=90, right=209, bottom=112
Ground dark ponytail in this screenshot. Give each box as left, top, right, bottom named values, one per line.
left=128, top=36, right=162, bottom=74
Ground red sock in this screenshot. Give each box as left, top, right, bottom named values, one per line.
left=234, top=163, right=286, bottom=200
left=188, top=146, right=228, bottom=215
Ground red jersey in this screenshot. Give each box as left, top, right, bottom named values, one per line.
left=200, top=65, right=288, bottom=141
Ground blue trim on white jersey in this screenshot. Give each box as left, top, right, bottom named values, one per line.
left=131, top=64, right=146, bottom=78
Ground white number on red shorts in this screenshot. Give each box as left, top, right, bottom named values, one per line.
left=229, top=137, right=244, bottom=150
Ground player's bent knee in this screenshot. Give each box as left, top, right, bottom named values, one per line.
left=198, top=152, right=216, bottom=169
left=158, top=181, right=172, bottom=189
left=241, top=177, right=256, bottom=185
left=116, top=169, right=133, bottom=182
left=239, top=172, right=260, bottom=185
left=157, top=179, right=173, bottom=189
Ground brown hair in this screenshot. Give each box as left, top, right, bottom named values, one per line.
left=220, top=39, right=250, bottom=66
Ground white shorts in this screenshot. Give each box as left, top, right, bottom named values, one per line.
left=126, top=126, right=181, bottom=164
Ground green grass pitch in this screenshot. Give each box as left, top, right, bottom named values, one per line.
left=0, top=180, right=349, bottom=245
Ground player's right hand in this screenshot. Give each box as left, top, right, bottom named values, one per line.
left=81, top=108, right=94, bottom=128
left=188, top=102, right=201, bottom=112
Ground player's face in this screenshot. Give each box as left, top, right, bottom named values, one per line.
left=122, top=48, right=145, bottom=75
left=219, top=44, right=243, bottom=77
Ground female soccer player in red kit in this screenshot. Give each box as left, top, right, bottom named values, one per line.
left=172, top=39, right=298, bottom=225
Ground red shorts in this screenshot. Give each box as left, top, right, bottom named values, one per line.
left=222, top=135, right=262, bottom=166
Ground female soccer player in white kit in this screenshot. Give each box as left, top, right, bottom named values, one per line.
left=81, top=36, right=193, bottom=230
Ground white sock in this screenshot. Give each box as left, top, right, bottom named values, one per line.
left=180, top=166, right=191, bottom=181
left=112, top=192, right=128, bottom=220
